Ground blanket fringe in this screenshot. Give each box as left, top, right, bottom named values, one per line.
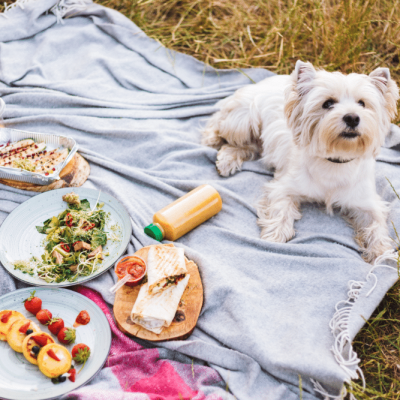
left=0, top=0, right=36, bottom=19
left=51, top=0, right=92, bottom=24
left=312, top=249, right=398, bottom=399
left=0, top=0, right=91, bottom=22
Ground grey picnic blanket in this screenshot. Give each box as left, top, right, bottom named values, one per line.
left=1, top=1, right=400, bottom=399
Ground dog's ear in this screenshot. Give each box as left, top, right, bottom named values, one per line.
left=369, top=67, right=399, bottom=120
left=369, top=67, right=391, bottom=92
left=284, top=61, right=316, bottom=146
left=293, top=60, right=316, bottom=96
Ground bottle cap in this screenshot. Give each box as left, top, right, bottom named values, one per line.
left=144, top=224, right=163, bottom=241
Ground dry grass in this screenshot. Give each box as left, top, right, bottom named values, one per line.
left=2, top=0, right=400, bottom=398
left=348, top=278, right=400, bottom=399
left=3, top=1, right=400, bottom=102
left=94, top=0, right=400, bottom=121
left=95, top=0, right=399, bottom=70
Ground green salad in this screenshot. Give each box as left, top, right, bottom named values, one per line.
left=31, top=192, right=109, bottom=283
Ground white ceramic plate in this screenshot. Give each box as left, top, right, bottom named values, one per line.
left=0, top=188, right=131, bottom=287
left=0, top=287, right=111, bottom=400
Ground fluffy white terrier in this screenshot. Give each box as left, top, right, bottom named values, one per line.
left=202, top=61, right=399, bottom=263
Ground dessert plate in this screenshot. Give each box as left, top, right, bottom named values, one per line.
left=0, top=287, right=111, bottom=400
left=0, top=187, right=131, bottom=287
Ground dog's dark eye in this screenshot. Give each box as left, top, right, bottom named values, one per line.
left=322, top=99, right=335, bottom=109
left=358, top=100, right=365, bottom=107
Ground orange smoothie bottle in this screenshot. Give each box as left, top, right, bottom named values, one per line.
left=144, top=184, right=222, bottom=241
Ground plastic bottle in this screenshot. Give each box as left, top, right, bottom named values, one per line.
left=144, top=184, right=222, bottom=241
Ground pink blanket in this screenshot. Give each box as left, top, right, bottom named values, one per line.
left=65, top=287, right=227, bottom=400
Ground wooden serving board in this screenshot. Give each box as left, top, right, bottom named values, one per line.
left=0, top=153, right=90, bottom=192
left=114, top=244, right=204, bottom=342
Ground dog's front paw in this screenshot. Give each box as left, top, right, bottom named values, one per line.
left=258, top=218, right=295, bottom=243
left=215, top=159, right=240, bottom=177
left=360, top=240, right=393, bottom=264
left=354, top=226, right=393, bottom=264
left=216, top=146, right=242, bottom=177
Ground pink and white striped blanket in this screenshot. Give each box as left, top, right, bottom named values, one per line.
left=67, top=287, right=228, bottom=400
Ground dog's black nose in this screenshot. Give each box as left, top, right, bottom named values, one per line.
left=343, top=113, right=360, bottom=128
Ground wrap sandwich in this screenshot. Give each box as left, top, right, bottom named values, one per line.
left=130, top=274, right=190, bottom=334
left=147, top=245, right=187, bottom=294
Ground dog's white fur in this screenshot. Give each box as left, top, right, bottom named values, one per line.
left=202, top=61, right=399, bottom=263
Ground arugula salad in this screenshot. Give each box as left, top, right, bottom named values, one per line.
left=30, top=192, right=110, bottom=283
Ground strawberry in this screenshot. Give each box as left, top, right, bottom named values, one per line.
left=1, top=311, right=12, bottom=323
left=32, top=335, right=48, bottom=347
left=23, top=290, right=42, bottom=315
left=57, top=327, right=76, bottom=345
left=18, top=321, right=31, bottom=334
left=36, top=309, right=52, bottom=325
left=71, top=343, right=90, bottom=363
left=74, top=310, right=90, bottom=327
left=68, top=368, right=76, bottom=382
left=47, top=318, right=64, bottom=335
left=47, top=348, right=60, bottom=361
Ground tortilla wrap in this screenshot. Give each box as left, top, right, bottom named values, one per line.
left=130, top=274, right=190, bottom=334
left=147, top=245, right=187, bottom=294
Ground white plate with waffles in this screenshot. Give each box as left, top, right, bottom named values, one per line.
left=0, top=287, right=111, bottom=400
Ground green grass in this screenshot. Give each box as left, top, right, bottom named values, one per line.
left=2, top=0, right=400, bottom=398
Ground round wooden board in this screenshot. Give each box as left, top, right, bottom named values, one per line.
left=114, top=244, right=204, bottom=342
left=0, top=153, right=90, bottom=192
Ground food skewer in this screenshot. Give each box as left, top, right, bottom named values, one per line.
left=0, top=138, right=69, bottom=176
left=0, top=143, right=47, bottom=166
left=0, top=139, right=35, bottom=156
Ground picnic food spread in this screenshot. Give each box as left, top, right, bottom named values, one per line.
left=7, top=318, right=41, bottom=352
left=38, top=343, right=72, bottom=378
left=0, top=183, right=215, bottom=395
left=128, top=245, right=190, bottom=334
left=0, top=138, right=69, bottom=176
left=0, top=310, right=25, bottom=340
left=131, top=274, right=190, bottom=334
left=23, top=332, right=55, bottom=365
left=115, top=255, right=147, bottom=287
left=14, top=192, right=110, bottom=283
left=24, top=291, right=43, bottom=314
left=73, top=310, right=91, bottom=327
left=144, top=184, right=222, bottom=241
left=147, top=245, right=187, bottom=294
left=112, top=185, right=219, bottom=339
left=57, top=327, right=77, bottom=345
left=0, top=290, right=91, bottom=385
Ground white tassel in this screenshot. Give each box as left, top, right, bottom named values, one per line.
left=0, top=0, right=91, bottom=23
left=0, top=0, right=33, bottom=18
left=311, top=379, right=347, bottom=400
left=365, top=250, right=398, bottom=297
left=312, top=249, right=397, bottom=399
left=51, top=0, right=92, bottom=24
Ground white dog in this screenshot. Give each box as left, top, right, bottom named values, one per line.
left=202, top=61, right=399, bottom=263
